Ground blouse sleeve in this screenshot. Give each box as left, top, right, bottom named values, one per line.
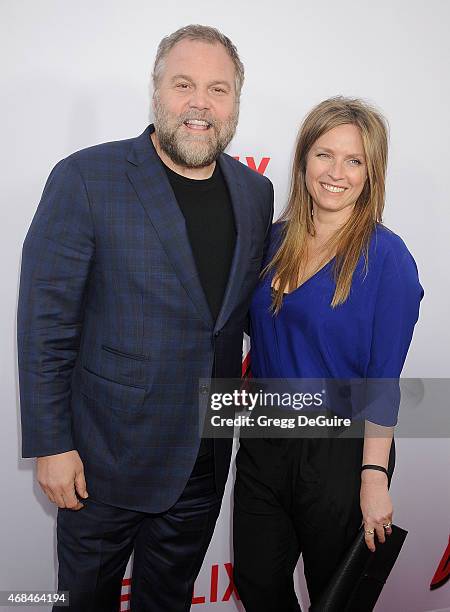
left=363, top=243, right=424, bottom=426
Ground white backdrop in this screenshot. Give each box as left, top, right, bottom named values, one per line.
left=2, top=1, right=450, bottom=610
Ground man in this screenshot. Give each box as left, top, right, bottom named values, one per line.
left=17, top=24, right=273, bottom=612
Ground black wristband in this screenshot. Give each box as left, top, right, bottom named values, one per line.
left=361, top=464, right=389, bottom=477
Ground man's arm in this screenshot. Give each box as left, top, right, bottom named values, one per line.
left=17, top=155, right=95, bottom=508
left=244, top=178, right=274, bottom=337
left=262, top=177, right=274, bottom=264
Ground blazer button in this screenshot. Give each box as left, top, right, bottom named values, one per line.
left=200, top=384, right=209, bottom=394
left=214, top=330, right=221, bottom=337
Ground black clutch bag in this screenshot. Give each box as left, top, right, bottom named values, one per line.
left=310, top=524, right=408, bottom=611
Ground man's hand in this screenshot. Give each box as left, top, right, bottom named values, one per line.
left=36, top=450, right=88, bottom=510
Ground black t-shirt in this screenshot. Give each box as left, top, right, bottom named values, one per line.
left=162, top=160, right=237, bottom=457
left=162, top=161, right=236, bottom=322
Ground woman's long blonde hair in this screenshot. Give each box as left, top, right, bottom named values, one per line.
left=267, top=96, right=388, bottom=313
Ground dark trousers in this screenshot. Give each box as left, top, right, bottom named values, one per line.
left=233, top=437, right=395, bottom=612
left=54, top=449, right=221, bottom=612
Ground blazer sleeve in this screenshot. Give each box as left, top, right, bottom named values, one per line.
left=244, top=178, right=274, bottom=337
left=262, top=179, right=275, bottom=263
left=363, top=245, right=424, bottom=426
left=17, top=156, right=95, bottom=457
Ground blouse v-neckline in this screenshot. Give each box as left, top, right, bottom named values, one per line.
left=270, top=257, right=335, bottom=297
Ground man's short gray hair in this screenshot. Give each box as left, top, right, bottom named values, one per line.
left=152, top=24, right=245, bottom=99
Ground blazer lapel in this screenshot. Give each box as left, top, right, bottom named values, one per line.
left=214, top=154, right=252, bottom=333
left=126, top=126, right=214, bottom=327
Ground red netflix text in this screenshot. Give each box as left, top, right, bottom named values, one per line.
left=233, top=156, right=270, bottom=176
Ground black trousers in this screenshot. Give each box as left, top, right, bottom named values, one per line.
left=233, top=437, right=395, bottom=612
left=54, top=449, right=221, bottom=612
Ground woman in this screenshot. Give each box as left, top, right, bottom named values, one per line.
left=233, top=97, right=423, bottom=611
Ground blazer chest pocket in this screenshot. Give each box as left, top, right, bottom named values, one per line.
left=80, top=365, right=146, bottom=413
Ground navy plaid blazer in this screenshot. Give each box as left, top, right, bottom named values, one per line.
left=17, top=125, right=274, bottom=512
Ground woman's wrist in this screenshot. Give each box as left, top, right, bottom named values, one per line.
left=361, top=470, right=388, bottom=484
left=361, top=464, right=389, bottom=484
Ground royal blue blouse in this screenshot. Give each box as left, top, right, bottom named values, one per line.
left=249, top=223, right=424, bottom=426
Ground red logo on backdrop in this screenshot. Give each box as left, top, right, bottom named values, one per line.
left=119, top=563, right=239, bottom=610
left=241, top=352, right=251, bottom=379
left=191, top=562, right=239, bottom=604
left=430, top=535, right=450, bottom=590
left=120, top=578, right=131, bottom=610
left=232, top=156, right=271, bottom=176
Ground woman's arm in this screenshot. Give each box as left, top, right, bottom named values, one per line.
left=360, top=238, right=423, bottom=550
left=360, top=422, right=394, bottom=551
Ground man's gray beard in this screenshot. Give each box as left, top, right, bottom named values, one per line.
left=153, top=96, right=239, bottom=168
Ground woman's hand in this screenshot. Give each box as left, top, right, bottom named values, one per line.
left=360, top=470, right=393, bottom=552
